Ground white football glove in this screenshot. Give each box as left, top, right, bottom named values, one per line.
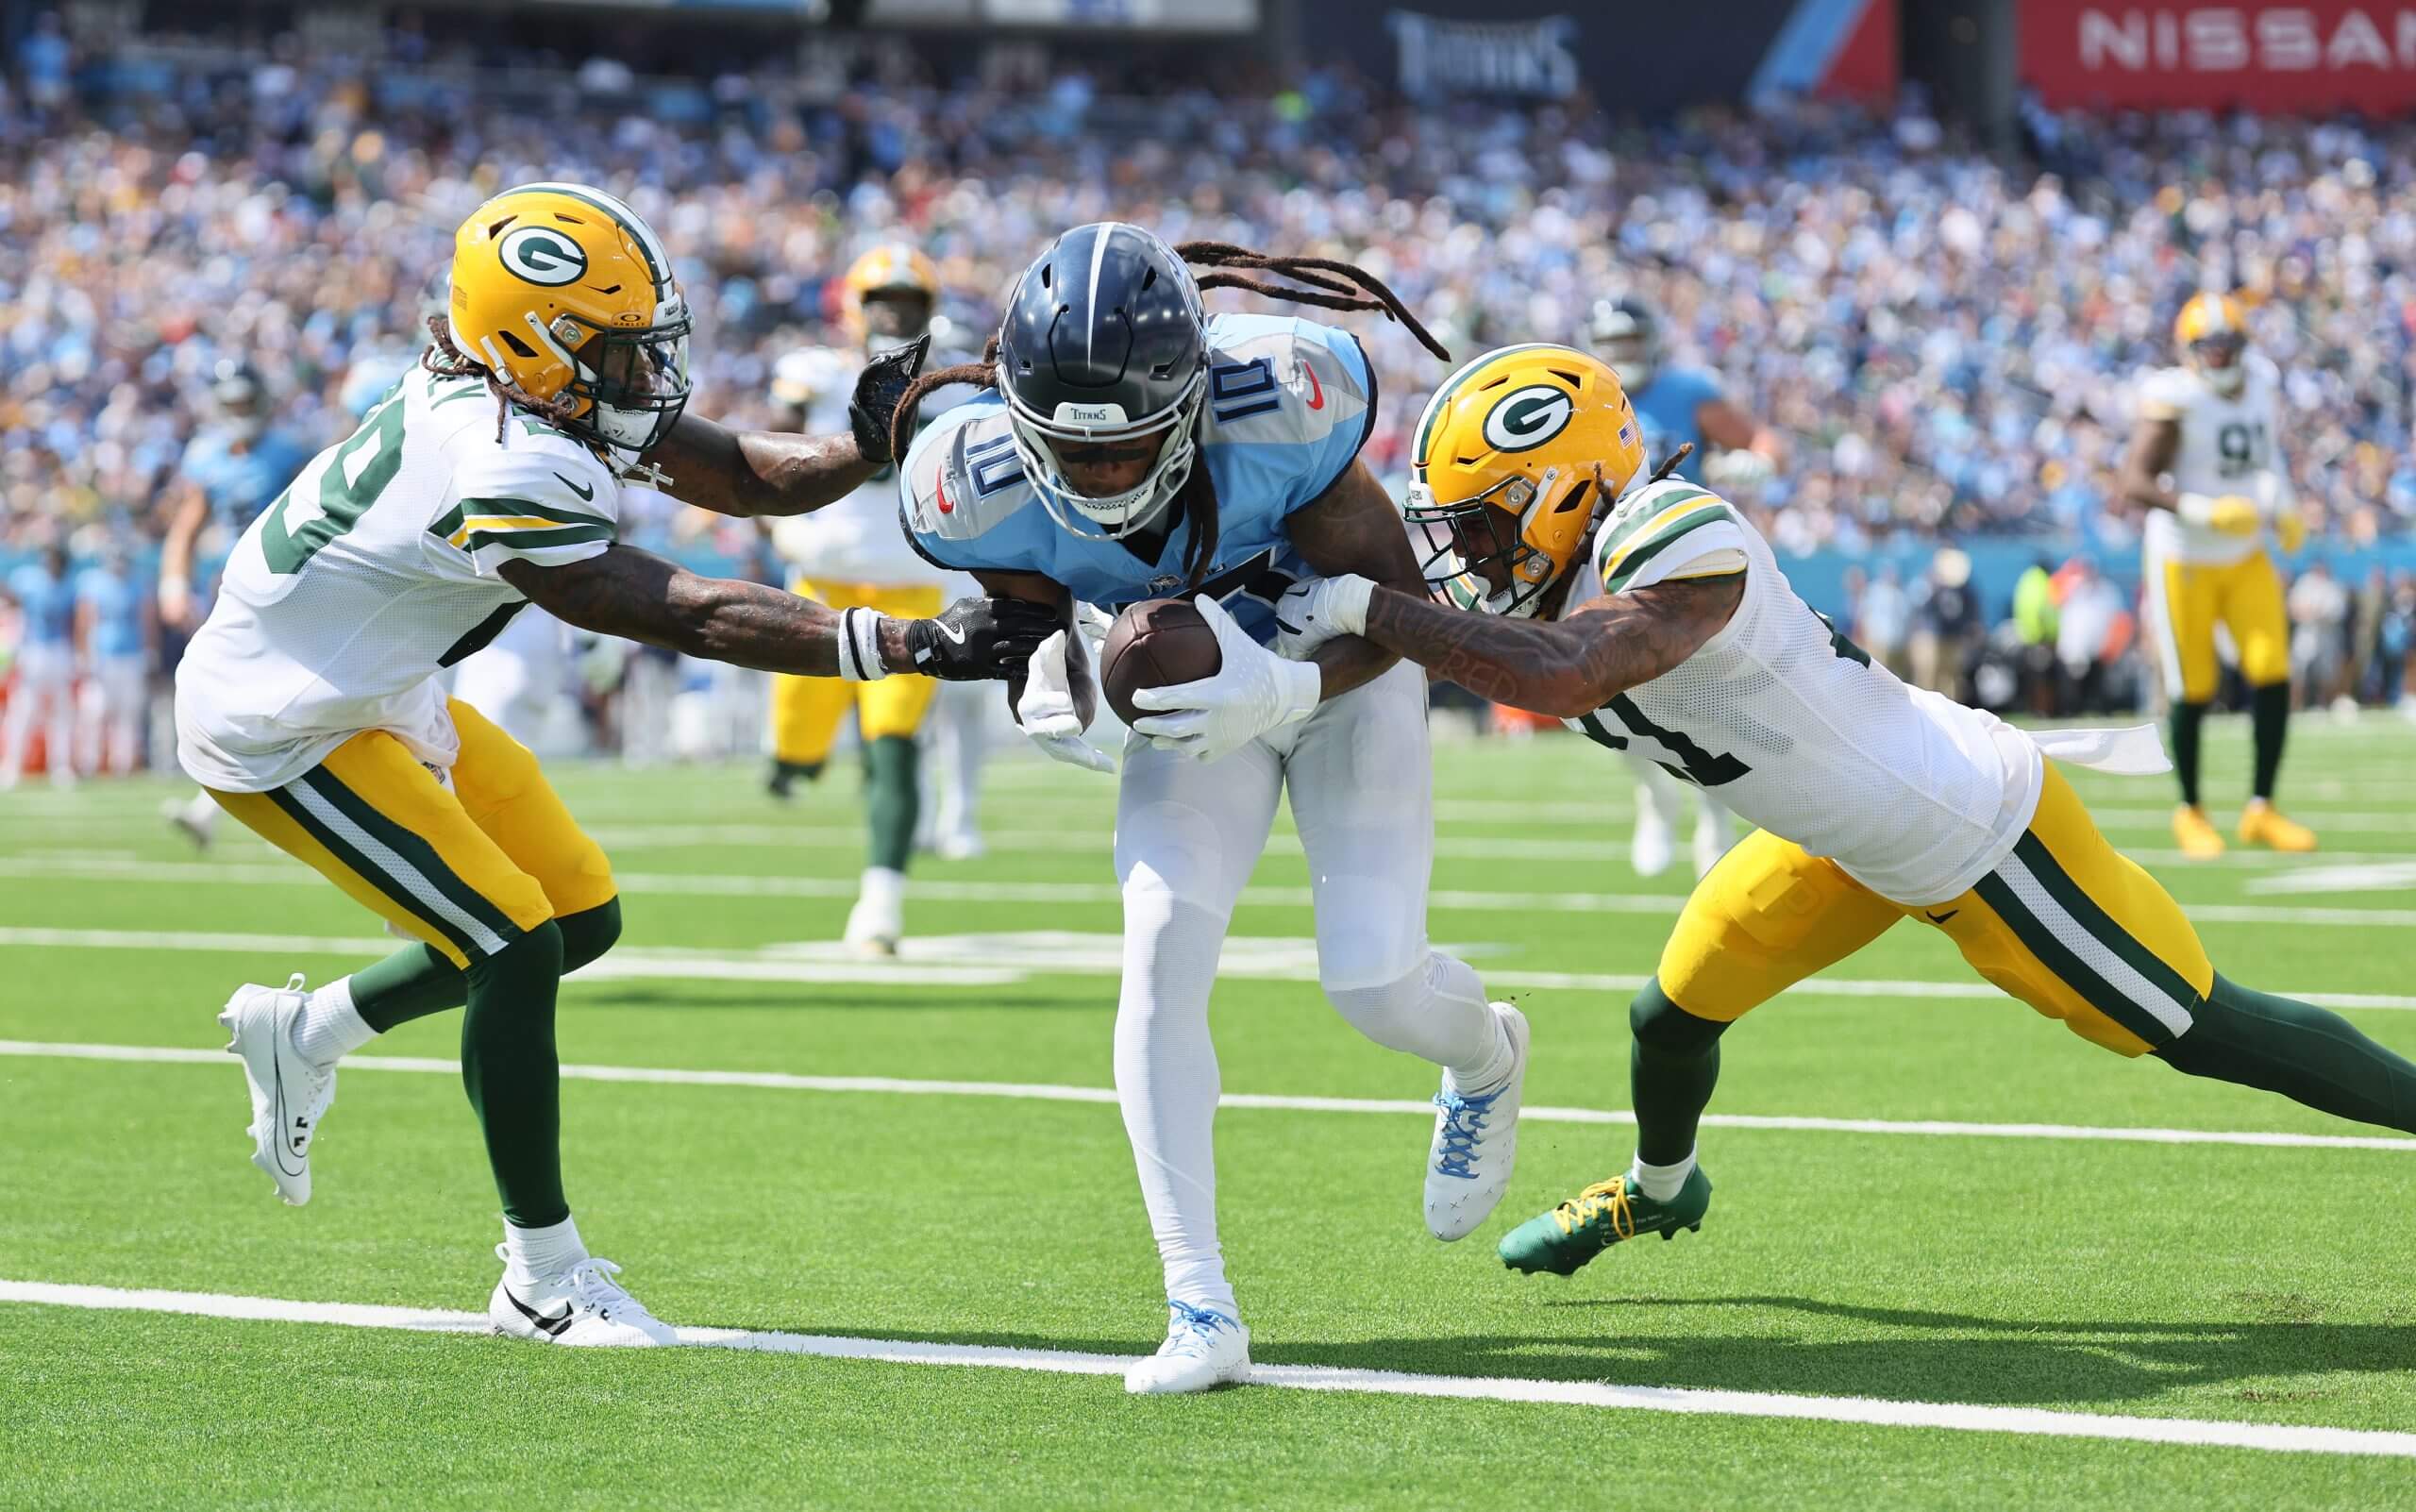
left=1271, top=574, right=1376, bottom=661
left=1704, top=447, right=1775, bottom=491
left=1131, top=596, right=1322, bottom=764
left=1016, top=630, right=1116, bottom=775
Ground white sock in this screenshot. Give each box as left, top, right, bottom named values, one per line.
left=1628, top=1148, right=1698, bottom=1203
left=859, top=865, right=905, bottom=913
left=502, top=1215, right=587, bottom=1284
left=181, top=790, right=219, bottom=833
left=291, top=978, right=376, bottom=1067
left=1116, top=891, right=1241, bottom=1324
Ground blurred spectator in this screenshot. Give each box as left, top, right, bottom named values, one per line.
left=1853, top=562, right=1914, bottom=681
left=1910, top=549, right=1983, bottom=703
left=2053, top=555, right=2127, bottom=714
left=2011, top=557, right=2058, bottom=714
left=2288, top=560, right=2353, bottom=709
left=74, top=537, right=152, bottom=775
left=1, top=543, right=76, bottom=787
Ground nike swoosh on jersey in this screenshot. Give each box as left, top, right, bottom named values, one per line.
left=1303, top=363, right=1325, bottom=411
left=552, top=473, right=596, bottom=502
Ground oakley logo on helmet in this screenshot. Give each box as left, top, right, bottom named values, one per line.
left=1484, top=386, right=1575, bottom=453
left=498, top=226, right=589, bottom=287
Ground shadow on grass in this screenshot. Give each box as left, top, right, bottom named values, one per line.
left=725, top=1293, right=2416, bottom=1409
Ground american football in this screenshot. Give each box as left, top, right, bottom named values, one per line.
left=1099, top=597, right=1221, bottom=726
left=7, top=2, right=2416, bottom=1508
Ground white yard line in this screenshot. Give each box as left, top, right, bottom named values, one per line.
left=8, top=924, right=2416, bottom=1012
left=8, top=1038, right=2415, bottom=1153
left=1, top=854, right=2408, bottom=926
left=0, top=1277, right=2407, bottom=1458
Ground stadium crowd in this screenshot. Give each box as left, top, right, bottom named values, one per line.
left=6, top=25, right=2416, bottom=775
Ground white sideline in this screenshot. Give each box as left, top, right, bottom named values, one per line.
left=1, top=1278, right=2408, bottom=1459
left=8, top=1039, right=2416, bottom=1152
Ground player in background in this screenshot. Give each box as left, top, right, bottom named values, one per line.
left=159, top=360, right=319, bottom=844
left=0, top=543, right=77, bottom=789
left=2121, top=293, right=2315, bottom=858
left=761, top=245, right=971, bottom=951
left=75, top=537, right=154, bottom=775
left=898, top=225, right=1528, bottom=1394
left=1589, top=297, right=1784, bottom=879
left=1277, top=344, right=2416, bottom=1279
left=181, top=183, right=1054, bottom=1346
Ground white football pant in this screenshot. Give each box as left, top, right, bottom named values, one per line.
left=1112, top=660, right=1502, bottom=1319
left=77, top=652, right=146, bottom=775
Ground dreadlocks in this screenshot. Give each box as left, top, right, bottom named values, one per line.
left=886, top=241, right=1451, bottom=591
left=422, top=314, right=583, bottom=445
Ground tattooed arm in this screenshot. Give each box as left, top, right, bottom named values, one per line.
left=1283, top=458, right=1424, bottom=701
left=498, top=546, right=1056, bottom=680
left=1360, top=574, right=1745, bottom=718
left=641, top=412, right=881, bottom=521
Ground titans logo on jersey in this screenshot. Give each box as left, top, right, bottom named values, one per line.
left=901, top=313, right=1376, bottom=645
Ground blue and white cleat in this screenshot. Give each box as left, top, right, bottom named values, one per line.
left=218, top=974, right=334, bottom=1207
left=1424, top=1001, right=1530, bottom=1241
left=1124, top=1301, right=1251, bottom=1395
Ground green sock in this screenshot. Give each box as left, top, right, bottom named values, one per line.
left=2249, top=682, right=2290, bottom=801
left=461, top=920, right=568, bottom=1229
left=346, top=899, right=622, bottom=1034
left=2170, top=699, right=2208, bottom=808
left=2155, top=974, right=2416, bottom=1134
left=864, top=735, right=920, bottom=874
left=1629, top=978, right=1728, bottom=1166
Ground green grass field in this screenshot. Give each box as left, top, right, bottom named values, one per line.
left=5, top=713, right=2415, bottom=1510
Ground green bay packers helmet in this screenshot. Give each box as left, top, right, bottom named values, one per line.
left=448, top=182, right=692, bottom=456
left=2174, top=292, right=2249, bottom=398
left=1405, top=343, right=1646, bottom=617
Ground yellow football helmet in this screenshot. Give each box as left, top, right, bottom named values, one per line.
left=842, top=244, right=940, bottom=351
left=448, top=182, right=692, bottom=455
left=1404, top=343, right=1646, bottom=617
left=2175, top=292, right=2249, bottom=397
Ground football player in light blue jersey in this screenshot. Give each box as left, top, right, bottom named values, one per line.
left=1, top=544, right=79, bottom=788
left=1589, top=297, right=1785, bottom=880
left=76, top=540, right=154, bottom=776
left=898, top=225, right=1529, bottom=1395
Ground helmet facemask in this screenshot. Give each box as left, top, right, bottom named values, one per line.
left=512, top=297, right=694, bottom=458
left=1405, top=468, right=1593, bottom=619
left=2190, top=331, right=2247, bottom=398
left=1004, top=368, right=1207, bottom=540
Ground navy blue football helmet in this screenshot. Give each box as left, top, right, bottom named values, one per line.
left=995, top=223, right=1208, bottom=538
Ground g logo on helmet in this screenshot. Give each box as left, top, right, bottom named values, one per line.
left=1483, top=385, right=1575, bottom=453
left=497, top=226, right=589, bottom=288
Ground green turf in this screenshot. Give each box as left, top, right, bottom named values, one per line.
left=3, top=714, right=2413, bottom=1509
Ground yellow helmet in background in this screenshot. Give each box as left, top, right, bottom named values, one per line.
left=2174, top=291, right=2249, bottom=398
left=447, top=182, right=693, bottom=456
left=842, top=244, right=940, bottom=350
left=1404, top=343, right=1646, bottom=617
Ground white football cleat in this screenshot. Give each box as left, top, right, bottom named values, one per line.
left=931, top=830, right=985, bottom=862
left=1424, top=1001, right=1530, bottom=1242
left=219, top=974, right=334, bottom=1207
left=163, top=794, right=216, bottom=851
left=1630, top=804, right=1674, bottom=878
left=1692, top=806, right=1734, bottom=879
left=488, top=1251, right=678, bottom=1347
left=843, top=865, right=905, bottom=957
left=1125, top=1301, right=1251, bottom=1395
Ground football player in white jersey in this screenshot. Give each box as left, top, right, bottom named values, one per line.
left=761, top=245, right=975, bottom=951
left=2120, top=293, right=2315, bottom=858
left=177, top=184, right=1055, bottom=1345
left=1279, top=344, right=2416, bottom=1277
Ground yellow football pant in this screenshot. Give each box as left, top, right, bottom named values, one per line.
left=2148, top=549, right=2290, bottom=703
left=769, top=580, right=943, bottom=766
left=1656, top=763, right=2212, bottom=1056
left=209, top=699, right=615, bottom=969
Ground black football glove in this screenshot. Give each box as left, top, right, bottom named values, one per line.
left=904, top=595, right=1065, bottom=681
left=848, top=333, right=931, bottom=465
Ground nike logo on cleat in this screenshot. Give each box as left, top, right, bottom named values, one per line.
left=505, top=1288, right=576, bottom=1336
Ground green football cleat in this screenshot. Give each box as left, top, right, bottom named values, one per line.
left=1497, top=1168, right=1713, bottom=1276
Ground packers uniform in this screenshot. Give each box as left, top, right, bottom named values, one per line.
left=176, top=365, right=621, bottom=967
left=1559, top=477, right=2206, bottom=1055
left=2137, top=351, right=2291, bottom=703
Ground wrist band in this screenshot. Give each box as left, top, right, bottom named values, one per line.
left=838, top=607, right=891, bottom=682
